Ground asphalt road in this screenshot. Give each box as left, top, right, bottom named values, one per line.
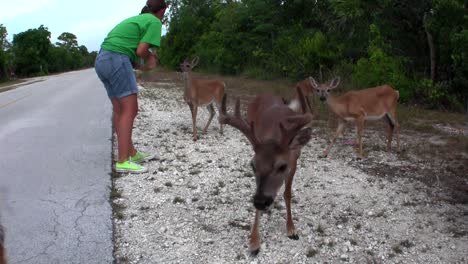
left=0, top=69, right=114, bottom=263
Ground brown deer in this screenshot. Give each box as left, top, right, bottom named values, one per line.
left=180, top=57, right=226, bottom=141
left=309, top=76, right=400, bottom=159
left=288, top=78, right=315, bottom=116
left=219, top=87, right=312, bottom=255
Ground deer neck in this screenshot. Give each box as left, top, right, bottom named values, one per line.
left=326, top=94, right=348, bottom=119
left=182, top=72, right=193, bottom=95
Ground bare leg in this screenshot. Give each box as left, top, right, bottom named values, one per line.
left=249, top=210, right=261, bottom=255
left=0, top=224, right=6, bottom=264
left=203, top=104, right=215, bottom=133
left=111, top=95, right=138, bottom=162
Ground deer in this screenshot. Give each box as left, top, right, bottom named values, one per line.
left=309, top=76, right=400, bottom=159
left=288, top=78, right=315, bottom=116
left=219, top=86, right=313, bottom=255
left=180, top=56, right=226, bottom=141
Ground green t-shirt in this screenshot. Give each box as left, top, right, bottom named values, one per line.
left=101, top=14, right=162, bottom=62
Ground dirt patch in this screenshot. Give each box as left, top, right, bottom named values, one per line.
left=113, top=68, right=468, bottom=263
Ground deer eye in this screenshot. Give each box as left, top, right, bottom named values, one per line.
left=326, top=89, right=330, bottom=92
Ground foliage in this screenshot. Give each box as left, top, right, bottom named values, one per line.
left=158, top=0, right=467, bottom=111
left=2, top=0, right=466, bottom=111
left=0, top=24, right=11, bottom=80
left=11, top=25, right=51, bottom=76
left=352, top=24, right=415, bottom=102
left=0, top=26, right=95, bottom=80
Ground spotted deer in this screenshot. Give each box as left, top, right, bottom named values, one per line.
left=180, top=57, right=226, bottom=141
left=310, top=76, right=400, bottom=159
left=219, top=87, right=312, bottom=255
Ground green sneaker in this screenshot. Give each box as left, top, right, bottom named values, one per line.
left=115, top=160, right=148, bottom=174
left=129, top=152, right=156, bottom=163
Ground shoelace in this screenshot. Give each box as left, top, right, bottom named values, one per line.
left=127, top=160, right=140, bottom=167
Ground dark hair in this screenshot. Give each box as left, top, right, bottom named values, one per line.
left=140, top=0, right=167, bottom=14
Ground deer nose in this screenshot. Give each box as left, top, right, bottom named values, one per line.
left=320, top=96, right=326, bottom=102
left=253, top=193, right=274, bottom=210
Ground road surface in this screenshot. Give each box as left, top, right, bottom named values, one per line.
left=0, top=69, right=114, bottom=263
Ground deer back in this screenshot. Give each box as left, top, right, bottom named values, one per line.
left=191, top=79, right=225, bottom=104
left=335, top=85, right=399, bottom=118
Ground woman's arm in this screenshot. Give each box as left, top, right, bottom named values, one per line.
left=136, top=42, right=157, bottom=71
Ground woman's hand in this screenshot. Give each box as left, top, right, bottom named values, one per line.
left=136, top=43, right=158, bottom=71
left=143, top=53, right=157, bottom=71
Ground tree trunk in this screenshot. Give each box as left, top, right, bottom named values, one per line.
left=424, top=13, right=437, bottom=82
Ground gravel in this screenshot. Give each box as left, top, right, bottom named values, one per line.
left=113, top=79, right=468, bottom=264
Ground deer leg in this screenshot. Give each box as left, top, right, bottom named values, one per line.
left=321, top=121, right=345, bottom=158
left=356, top=117, right=365, bottom=159
left=249, top=209, right=261, bottom=255
left=216, top=102, right=224, bottom=135
left=284, top=158, right=299, bottom=240
left=385, top=124, right=394, bottom=151
left=203, top=104, right=215, bottom=133
left=393, top=111, right=401, bottom=153
left=189, top=102, right=199, bottom=141
left=385, top=117, right=394, bottom=151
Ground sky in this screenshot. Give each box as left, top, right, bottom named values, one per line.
left=1, top=0, right=167, bottom=52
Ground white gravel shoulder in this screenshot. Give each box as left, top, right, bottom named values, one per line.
left=113, top=80, right=468, bottom=264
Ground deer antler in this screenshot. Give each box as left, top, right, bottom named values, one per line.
left=220, top=97, right=258, bottom=146
left=191, top=56, right=200, bottom=68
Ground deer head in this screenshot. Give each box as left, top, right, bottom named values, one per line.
left=309, top=76, right=340, bottom=102
left=221, top=96, right=312, bottom=210
left=180, top=56, right=199, bottom=73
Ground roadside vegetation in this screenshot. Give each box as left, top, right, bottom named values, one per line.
left=160, top=0, right=467, bottom=112
left=0, top=25, right=96, bottom=80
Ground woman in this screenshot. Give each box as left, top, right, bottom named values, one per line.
left=95, top=0, right=167, bottom=173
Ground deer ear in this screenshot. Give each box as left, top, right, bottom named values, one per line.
left=330, top=77, right=340, bottom=89
left=192, top=56, right=200, bottom=66
left=308, top=76, right=319, bottom=89
left=289, top=127, right=312, bottom=150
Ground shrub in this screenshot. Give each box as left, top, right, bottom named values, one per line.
left=352, top=24, right=415, bottom=102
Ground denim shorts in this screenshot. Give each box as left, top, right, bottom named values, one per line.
left=95, top=49, right=138, bottom=98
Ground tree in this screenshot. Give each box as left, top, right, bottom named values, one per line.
left=157, top=0, right=467, bottom=109
left=12, top=25, right=51, bottom=76
left=0, top=24, right=11, bottom=80
left=56, top=32, right=79, bottom=51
